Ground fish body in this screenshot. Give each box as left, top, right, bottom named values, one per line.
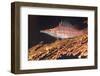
left=40, top=23, right=87, bottom=39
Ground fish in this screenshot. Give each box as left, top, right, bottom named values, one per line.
left=40, top=22, right=87, bottom=39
